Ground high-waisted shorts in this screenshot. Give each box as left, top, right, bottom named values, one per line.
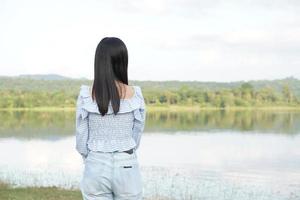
left=80, top=150, right=143, bottom=200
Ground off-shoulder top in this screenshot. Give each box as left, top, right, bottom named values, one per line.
left=75, top=84, right=146, bottom=161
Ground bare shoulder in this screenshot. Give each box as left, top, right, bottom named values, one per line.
left=125, top=85, right=135, bottom=99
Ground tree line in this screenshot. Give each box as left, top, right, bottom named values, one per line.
left=143, top=83, right=299, bottom=107
left=0, top=83, right=299, bottom=109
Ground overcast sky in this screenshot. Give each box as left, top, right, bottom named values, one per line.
left=0, top=0, right=299, bottom=82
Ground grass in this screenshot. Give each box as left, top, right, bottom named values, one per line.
left=0, top=183, right=82, bottom=200
left=0, top=183, right=170, bottom=200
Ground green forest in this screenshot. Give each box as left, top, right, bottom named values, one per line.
left=0, top=75, right=299, bottom=109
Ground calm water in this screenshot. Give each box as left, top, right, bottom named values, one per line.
left=0, top=110, right=300, bottom=200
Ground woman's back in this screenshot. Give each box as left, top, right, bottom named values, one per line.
left=75, top=84, right=146, bottom=160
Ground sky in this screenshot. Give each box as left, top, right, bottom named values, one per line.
left=0, top=0, right=299, bottom=82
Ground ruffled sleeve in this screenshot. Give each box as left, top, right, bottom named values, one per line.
left=132, top=86, right=146, bottom=151
left=75, top=85, right=90, bottom=161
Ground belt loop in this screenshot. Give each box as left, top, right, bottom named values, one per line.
left=133, top=149, right=137, bottom=159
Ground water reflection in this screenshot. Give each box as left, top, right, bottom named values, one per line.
left=0, top=110, right=300, bottom=199
left=0, top=133, right=299, bottom=199
left=0, top=110, right=300, bottom=139
left=146, top=110, right=300, bottom=134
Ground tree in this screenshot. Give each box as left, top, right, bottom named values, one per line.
left=282, top=84, right=293, bottom=103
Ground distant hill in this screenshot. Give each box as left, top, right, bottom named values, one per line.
left=17, top=74, right=73, bottom=80
left=0, top=74, right=299, bottom=98
left=136, top=76, right=300, bottom=98
left=0, top=74, right=299, bottom=108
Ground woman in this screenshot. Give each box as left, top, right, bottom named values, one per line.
left=75, top=37, right=146, bottom=200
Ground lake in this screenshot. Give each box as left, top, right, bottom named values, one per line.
left=0, top=110, right=300, bottom=200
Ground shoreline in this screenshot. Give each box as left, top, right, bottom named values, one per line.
left=0, top=183, right=165, bottom=200
left=0, top=105, right=300, bottom=112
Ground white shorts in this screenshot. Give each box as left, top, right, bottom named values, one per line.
left=80, top=150, right=143, bottom=200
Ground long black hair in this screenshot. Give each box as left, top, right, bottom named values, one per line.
left=92, top=37, right=129, bottom=116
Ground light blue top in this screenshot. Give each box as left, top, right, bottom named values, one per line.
left=75, top=84, right=146, bottom=161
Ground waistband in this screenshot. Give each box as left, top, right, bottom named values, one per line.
left=88, top=148, right=136, bottom=158
left=87, top=148, right=138, bottom=165
left=88, top=148, right=134, bottom=154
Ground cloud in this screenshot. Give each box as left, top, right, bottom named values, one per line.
left=0, top=0, right=299, bottom=81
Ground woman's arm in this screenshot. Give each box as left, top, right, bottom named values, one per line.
left=132, top=86, right=146, bottom=150
left=75, top=93, right=90, bottom=161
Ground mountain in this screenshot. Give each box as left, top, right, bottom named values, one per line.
left=17, top=74, right=72, bottom=80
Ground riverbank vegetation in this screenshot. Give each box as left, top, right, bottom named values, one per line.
left=0, top=76, right=299, bottom=109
